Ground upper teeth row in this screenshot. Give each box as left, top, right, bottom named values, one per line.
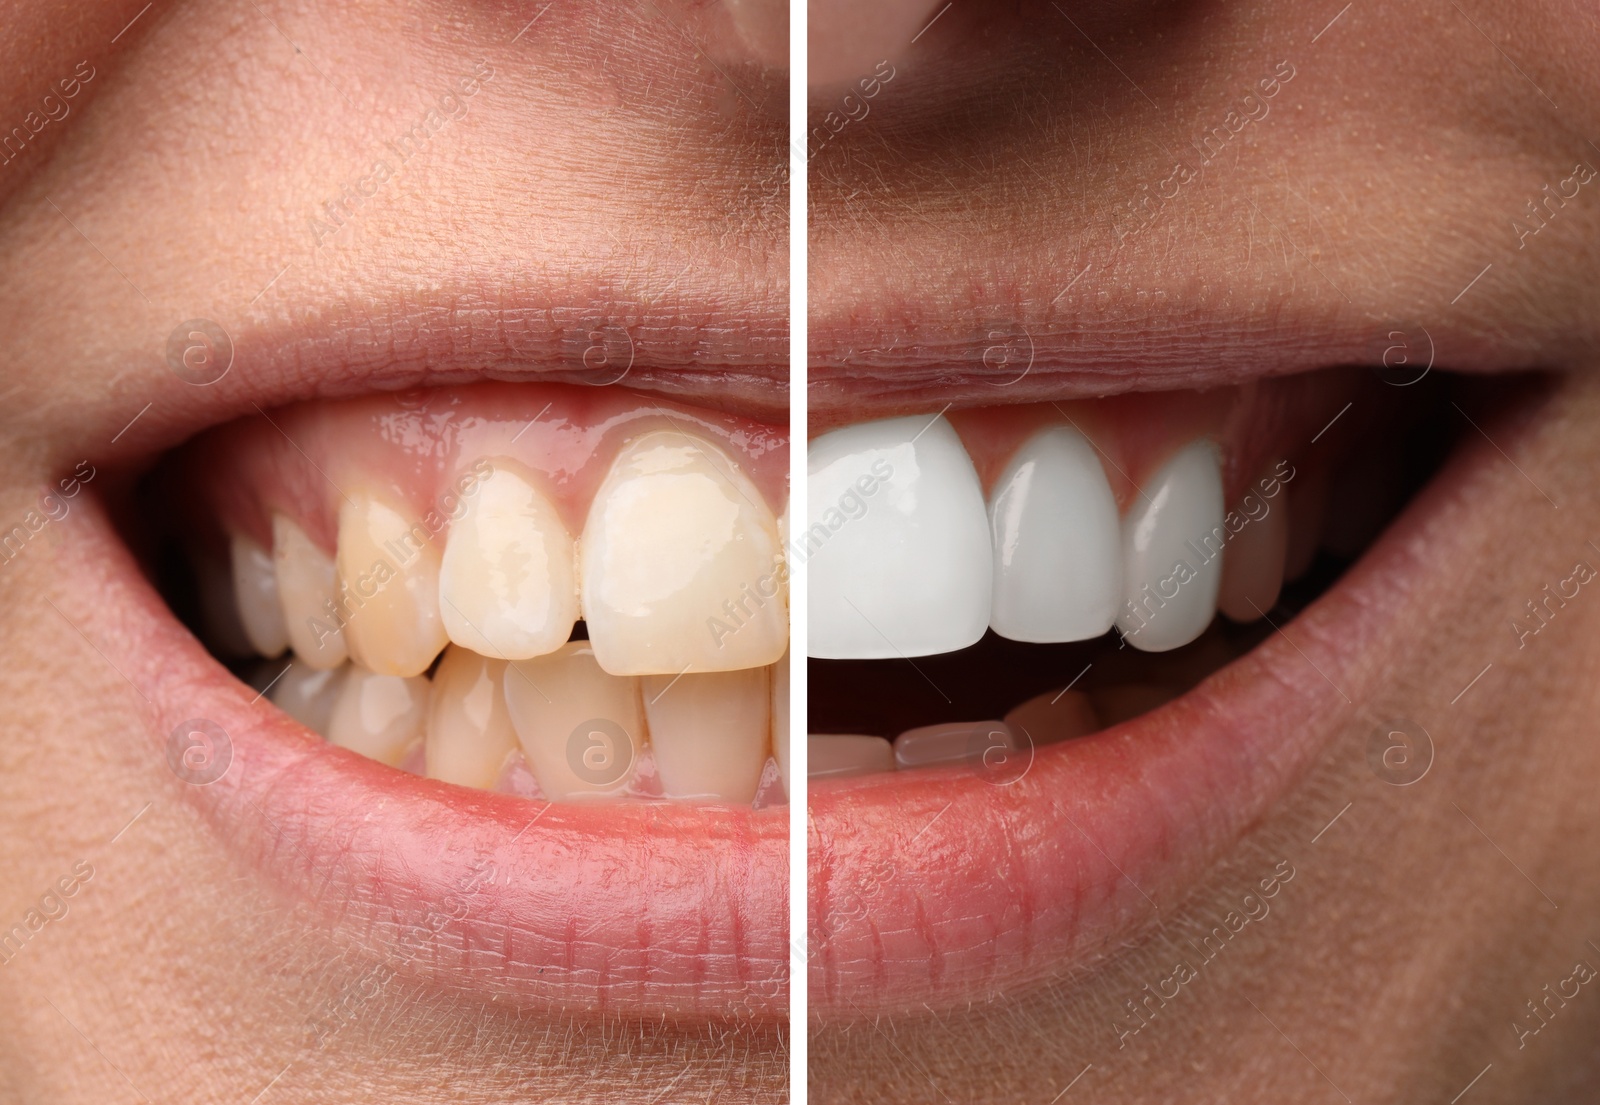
left=805, top=416, right=1290, bottom=658
left=229, top=429, right=790, bottom=680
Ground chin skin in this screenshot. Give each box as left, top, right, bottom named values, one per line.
left=0, top=1, right=786, bottom=1102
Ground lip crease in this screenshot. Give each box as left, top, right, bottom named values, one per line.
left=806, top=369, right=1536, bottom=1020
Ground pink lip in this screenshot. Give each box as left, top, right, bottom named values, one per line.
left=806, top=384, right=1518, bottom=1019
left=61, top=493, right=787, bottom=1021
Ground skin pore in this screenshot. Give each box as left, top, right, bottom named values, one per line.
left=0, top=1, right=786, bottom=1102
left=808, top=0, right=1600, bottom=1102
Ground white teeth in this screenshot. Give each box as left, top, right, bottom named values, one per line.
left=273, top=515, right=349, bottom=670
left=807, top=416, right=991, bottom=659
left=439, top=462, right=578, bottom=660
left=326, top=666, right=431, bottom=766
left=1003, top=688, right=1099, bottom=745
left=1218, top=483, right=1289, bottom=623
left=892, top=720, right=1018, bottom=770
left=231, top=534, right=289, bottom=657
left=268, top=658, right=349, bottom=737
left=988, top=427, right=1121, bottom=643
left=504, top=641, right=644, bottom=800
left=642, top=667, right=769, bottom=802
left=807, top=734, right=894, bottom=779
left=580, top=431, right=787, bottom=676
left=1115, top=440, right=1226, bottom=653
left=337, top=491, right=450, bottom=678
left=772, top=649, right=790, bottom=797
left=425, top=645, right=519, bottom=789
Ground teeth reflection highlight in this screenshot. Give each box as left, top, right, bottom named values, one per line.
left=581, top=431, right=787, bottom=676
left=643, top=667, right=769, bottom=802
left=327, top=666, right=430, bottom=766
left=808, top=734, right=894, bottom=779
left=988, top=427, right=1121, bottom=643
left=273, top=515, right=348, bottom=670
left=504, top=642, right=644, bottom=800
left=1116, top=440, right=1225, bottom=653
left=268, top=658, right=349, bottom=737
left=808, top=416, right=991, bottom=659
left=230, top=535, right=288, bottom=657
left=337, top=491, right=450, bottom=677
left=892, top=720, right=1018, bottom=770
left=439, top=462, right=578, bottom=660
left=425, top=646, right=519, bottom=789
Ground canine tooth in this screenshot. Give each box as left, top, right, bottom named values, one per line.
left=772, top=651, right=790, bottom=797
left=273, top=515, right=348, bottom=669
left=1116, top=440, right=1225, bottom=652
left=231, top=534, right=289, bottom=657
left=504, top=642, right=644, bottom=800
left=327, top=666, right=430, bottom=766
left=1218, top=485, right=1289, bottom=623
left=337, top=491, right=450, bottom=677
left=642, top=667, right=769, bottom=802
left=808, top=416, right=991, bottom=659
left=439, top=462, right=578, bottom=660
left=989, top=427, right=1121, bottom=643
left=1091, top=684, right=1177, bottom=727
left=1003, top=689, right=1099, bottom=745
left=580, top=431, right=787, bottom=676
left=425, top=646, right=519, bottom=789
left=893, top=720, right=1018, bottom=770
left=268, top=658, right=349, bottom=737
left=808, top=734, right=894, bottom=779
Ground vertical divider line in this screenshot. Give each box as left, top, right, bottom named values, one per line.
left=788, top=0, right=809, bottom=1096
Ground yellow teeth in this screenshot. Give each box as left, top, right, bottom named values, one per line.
left=424, top=646, right=519, bottom=789
left=336, top=491, right=450, bottom=678
left=642, top=667, right=770, bottom=803
left=503, top=641, right=645, bottom=801
left=272, top=515, right=348, bottom=670
left=326, top=666, right=430, bottom=767
left=230, top=534, right=288, bottom=657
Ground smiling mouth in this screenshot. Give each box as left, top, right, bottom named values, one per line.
left=804, top=354, right=1544, bottom=1017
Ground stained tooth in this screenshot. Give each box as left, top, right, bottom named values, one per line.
left=580, top=431, right=787, bottom=676
left=326, top=666, right=431, bottom=766
left=772, top=651, right=790, bottom=797
left=231, top=534, right=289, bottom=657
left=425, top=646, right=519, bottom=789
left=808, top=416, right=991, bottom=659
left=1115, top=440, right=1225, bottom=652
left=268, top=658, right=349, bottom=737
left=337, top=491, right=449, bottom=677
left=439, top=462, right=578, bottom=660
left=989, top=427, right=1121, bottom=643
left=893, top=720, right=1018, bottom=770
left=273, top=515, right=349, bottom=669
left=1218, top=484, right=1289, bottom=623
left=1003, top=689, right=1099, bottom=745
left=808, top=734, right=894, bottom=779
left=503, top=642, right=644, bottom=800
left=642, top=667, right=769, bottom=802
left=1091, top=684, right=1177, bottom=727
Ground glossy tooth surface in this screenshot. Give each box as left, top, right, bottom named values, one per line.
left=1091, top=684, right=1178, bottom=727
left=643, top=667, right=769, bottom=802
left=808, top=416, right=991, bottom=659
left=772, top=650, right=790, bottom=797
left=425, top=646, right=519, bottom=789
left=504, top=642, right=644, bottom=800
left=581, top=431, right=786, bottom=676
left=893, top=720, right=1018, bottom=770
left=1218, top=485, right=1289, bottom=623
left=267, top=658, right=349, bottom=737
left=273, top=515, right=348, bottom=669
left=337, top=491, right=450, bottom=677
left=1003, top=689, right=1099, bottom=745
left=988, top=427, right=1122, bottom=643
left=808, top=734, right=894, bottom=779
left=327, top=666, right=430, bottom=766
left=439, top=462, right=578, bottom=660
left=229, top=534, right=289, bottom=657
left=1116, top=440, right=1226, bottom=653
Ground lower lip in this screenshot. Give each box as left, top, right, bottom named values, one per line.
left=806, top=398, right=1504, bottom=1019
left=66, top=498, right=787, bottom=1021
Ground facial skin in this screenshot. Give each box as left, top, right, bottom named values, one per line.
left=0, top=1, right=785, bottom=1102
left=809, top=1, right=1600, bottom=1102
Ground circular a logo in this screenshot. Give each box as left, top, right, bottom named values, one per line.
left=968, top=726, right=1033, bottom=786
left=1369, top=322, right=1434, bottom=387
left=1366, top=718, right=1433, bottom=786
left=165, top=319, right=234, bottom=386
left=166, top=718, right=232, bottom=785
left=981, top=322, right=1034, bottom=386
left=566, top=718, right=633, bottom=786
left=577, top=325, right=634, bottom=386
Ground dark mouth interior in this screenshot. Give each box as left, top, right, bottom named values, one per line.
left=809, top=367, right=1523, bottom=743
